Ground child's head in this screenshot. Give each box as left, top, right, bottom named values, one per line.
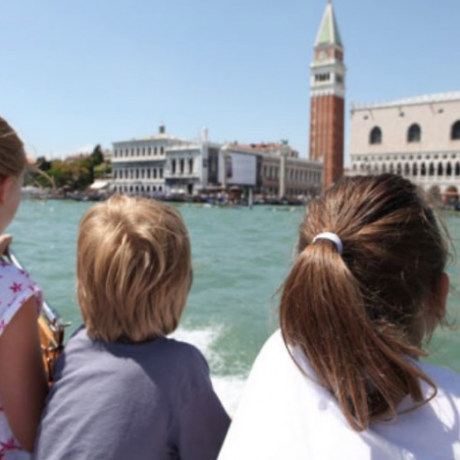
left=0, top=116, right=28, bottom=232
left=280, top=173, right=449, bottom=430
left=77, top=194, right=192, bottom=343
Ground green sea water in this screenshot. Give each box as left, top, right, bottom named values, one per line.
left=9, top=200, right=460, bottom=412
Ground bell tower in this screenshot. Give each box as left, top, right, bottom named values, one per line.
left=309, top=0, right=345, bottom=190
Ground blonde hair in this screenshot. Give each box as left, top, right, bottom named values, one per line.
left=0, top=116, right=27, bottom=177
left=77, top=194, right=192, bottom=342
left=280, top=174, right=449, bottom=431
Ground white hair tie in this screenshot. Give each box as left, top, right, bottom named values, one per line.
left=312, top=232, right=343, bottom=254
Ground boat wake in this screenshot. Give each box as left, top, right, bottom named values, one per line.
left=171, top=326, right=247, bottom=415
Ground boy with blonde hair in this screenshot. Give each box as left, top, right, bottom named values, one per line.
left=35, top=195, right=230, bottom=460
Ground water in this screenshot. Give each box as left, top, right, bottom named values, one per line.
left=9, top=200, right=460, bottom=414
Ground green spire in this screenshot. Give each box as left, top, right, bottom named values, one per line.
left=315, top=1, right=343, bottom=47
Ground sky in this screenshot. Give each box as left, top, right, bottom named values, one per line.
left=1, top=0, right=459, bottom=164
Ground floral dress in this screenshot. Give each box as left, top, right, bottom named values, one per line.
left=0, top=261, right=42, bottom=459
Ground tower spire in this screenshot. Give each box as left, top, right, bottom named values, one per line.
left=309, top=1, right=345, bottom=190
left=315, top=1, right=343, bottom=48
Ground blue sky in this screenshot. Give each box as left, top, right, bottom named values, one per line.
left=1, top=0, right=459, bottom=163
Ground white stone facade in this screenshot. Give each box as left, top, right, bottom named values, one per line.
left=261, top=153, right=322, bottom=197
left=112, top=129, right=323, bottom=198
left=165, top=142, right=221, bottom=194
left=111, top=128, right=185, bottom=195
left=223, top=143, right=322, bottom=198
left=350, top=92, right=460, bottom=196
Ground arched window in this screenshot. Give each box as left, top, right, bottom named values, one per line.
left=404, top=163, right=410, bottom=175
left=437, top=163, right=443, bottom=176
left=421, top=163, right=426, bottom=176
left=455, top=162, right=460, bottom=177
left=446, top=163, right=452, bottom=176
left=407, top=124, right=421, bottom=143
left=451, top=121, right=460, bottom=140
left=412, top=163, right=418, bottom=176
left=429, top=163, right=435, bottom=176
left=396, top=163, right=402, bottom=175
left=370, top=127, right=382, bottom=145
left=389, top=163, right=394, bottom=173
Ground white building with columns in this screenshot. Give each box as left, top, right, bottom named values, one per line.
left=350, top=92, right=460, bottom=202
left=221, top=142, right=322, bottom=198
left=112, top=127, right=322, bottom=198
left=111, top=126, right=222, bottom=195
left=112, top=125, right=182, bottom=195
left=164, top=140, right=221, bottom=195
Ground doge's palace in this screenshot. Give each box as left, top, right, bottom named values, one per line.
left=350, top=92, right=460, bottom=203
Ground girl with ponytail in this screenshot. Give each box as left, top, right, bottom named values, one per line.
left=219, top=174, right=460, bottom=459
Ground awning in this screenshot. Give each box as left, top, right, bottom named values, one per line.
left=89, top=181, right=110, bottom=190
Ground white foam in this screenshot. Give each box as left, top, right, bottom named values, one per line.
left=171, top=325, right=247, bottom=416
left=172, top=326, right=220, bottom=356
left=212, top=374, right=247, bottom=416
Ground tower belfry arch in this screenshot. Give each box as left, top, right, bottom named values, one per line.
left=309, top=0, right=345, bottom=190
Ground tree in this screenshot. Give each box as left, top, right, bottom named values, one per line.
left=90, top=145, right=104, bottom=167
left=27, top=146, right=109, bottom=191
left=36, top=156, right=51, bottom=171
left=94, top=162, right=112, bottom=179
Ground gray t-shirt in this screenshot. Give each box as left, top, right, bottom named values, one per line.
left=34, top=327, right=230, bottom=460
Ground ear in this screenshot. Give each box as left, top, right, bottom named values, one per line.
left=0, top=177, right=13, bottom=205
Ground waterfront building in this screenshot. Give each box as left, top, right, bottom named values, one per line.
left=309, top=0, right=345, bottom=189
left=111, top=125, right=187, bottom=195
left=165, top=139, right=221, bottom=195
left=350, top=92, right=460, bottom=203
left=222, top=142, right=322, bottom=198
left=112, top=126, right=223, bottom=196
left=112, top=126, right=321, bottom=198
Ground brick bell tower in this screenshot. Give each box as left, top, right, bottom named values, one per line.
left=309, top=0, right=345, bottom=190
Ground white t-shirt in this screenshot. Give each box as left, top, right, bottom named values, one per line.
left=218, top=330, right=460, bottom=460
left=0, top=261, right=42, bottom=460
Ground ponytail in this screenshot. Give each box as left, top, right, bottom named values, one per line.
left=280, top=175, right=446, bottom=431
